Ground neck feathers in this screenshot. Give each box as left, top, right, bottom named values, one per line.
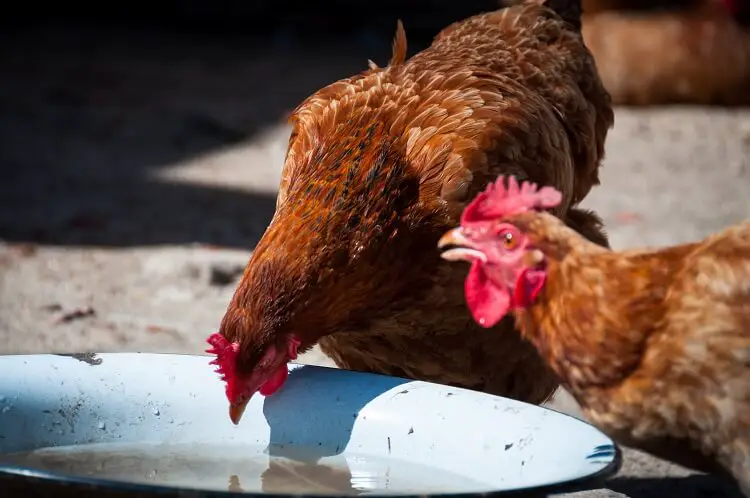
left=509, top=212, right=646, bottom=392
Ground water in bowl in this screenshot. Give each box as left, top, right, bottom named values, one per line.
left=0, top=442, right=488, bottom=495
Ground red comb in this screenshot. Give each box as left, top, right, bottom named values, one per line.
left=206, top=333, right=239, bottom=383
left=460, top=176, right=562, bottom=224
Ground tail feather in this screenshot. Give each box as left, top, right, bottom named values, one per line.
left=543, top=0, right=582, bottom=30
left=389, top=20, right=407, bottom=66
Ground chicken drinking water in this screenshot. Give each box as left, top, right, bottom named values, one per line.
left=206, top=0, right=614, bottom=426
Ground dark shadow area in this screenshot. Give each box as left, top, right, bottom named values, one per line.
left=0, top=2, right=499, bottom=249
left=0, top=1, right=503, bottom=38
left=605, top=474, right=744, bottom=498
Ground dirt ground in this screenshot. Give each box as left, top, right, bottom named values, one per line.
left=1, top=23, right=749, bottom=498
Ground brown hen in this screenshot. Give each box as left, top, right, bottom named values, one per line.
left=210, top=0, right=614, bottom=424
left=439, top=177, right=750, bottom=493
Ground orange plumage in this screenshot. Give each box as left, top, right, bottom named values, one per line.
left=211, top=0, right=614, bottom=423
left=513, top=214, right=750, bottom=491
left=440, top=177, right=750, bottom=492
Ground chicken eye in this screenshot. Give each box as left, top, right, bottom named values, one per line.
left=502, top=232, right=518, bottom=250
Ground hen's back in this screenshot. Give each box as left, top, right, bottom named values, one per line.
left=408, top=1, right=613, bottom=205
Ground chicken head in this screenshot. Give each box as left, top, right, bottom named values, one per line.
left=438, top=176, right=563, bottom=328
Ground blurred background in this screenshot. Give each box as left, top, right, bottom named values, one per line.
left=0, top=1, right=748, bottom=496
left=0, top=1, right=747, bottom=347
left=0, top=0, right=748, bottom=355
left=4, top=0, right=747, bottom=352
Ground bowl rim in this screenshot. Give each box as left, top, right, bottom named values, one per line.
left=0, top=352, right=623, bottom=497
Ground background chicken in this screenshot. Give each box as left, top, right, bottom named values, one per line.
left=439, top=176, right=750, bottom=494
left=581, top=0, right=693, bottom=13
left=208, top=0, right=614, bottom=423
left=582, top=0, right=750, bottom=106
left=502, top=0, right=750, bottom=105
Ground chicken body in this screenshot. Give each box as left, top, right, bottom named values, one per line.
left=219, top=0, right=613, bottom=405
left=509, top=213, right=750, bottom=492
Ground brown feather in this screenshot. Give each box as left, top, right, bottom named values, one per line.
left=509, top=212, right=750, bottom=492
left=390, top=20, right=408, bottom=66
left=220, top=2, right=613, bottom=405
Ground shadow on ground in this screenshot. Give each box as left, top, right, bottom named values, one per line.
left=0, top=26, right=357, bottom=248
left=603, top=474, right=744, bottom=498
left=0, top=4, right=498, bottom=249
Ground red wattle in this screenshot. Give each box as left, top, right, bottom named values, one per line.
left=465, top=261, right=510, bottom=328
left=512, top=268, right=546, bottom=308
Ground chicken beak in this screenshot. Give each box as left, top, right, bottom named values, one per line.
left=438, top=228, right=487, bottom=263
left=229, top=399, right=249, bottom=425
